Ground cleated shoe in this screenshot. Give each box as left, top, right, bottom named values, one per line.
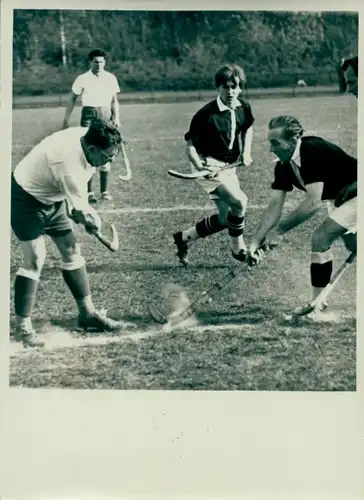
left=88, top=192, right=98, bottom=204
left=13, top=326, right=45, bottom=348
left=100, top=191, right=113, bottom=201
left=231, top=248, right=248, bottom=263
left=293, top=301, right=328, bottom=317
left=173, top=231, right=189, bottom=266
left=78, top=309, right=127, bottom=332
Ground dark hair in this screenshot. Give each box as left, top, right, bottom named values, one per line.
left=84, top=119, right=121, bottom=150
left=268, top=116, right=305, bottom=140
left=215, top=64, right=246, bottom=88
left=88, top=48, right=107, bottom=61
left=341, top=56, right=358, bottom=76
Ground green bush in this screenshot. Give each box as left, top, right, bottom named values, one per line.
left=12, top=59, right=339, bottom=96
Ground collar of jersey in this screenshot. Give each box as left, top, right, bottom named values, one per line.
left=89, top=69, right=105, bottom=76
left=290, top=137, right=302, bottom=167
left=216, top=96, right=241, bottom=111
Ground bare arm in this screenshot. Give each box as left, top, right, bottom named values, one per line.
left=111, top=94, right=120, bottom=127
left=275, top=182, right=323, bottom=235
left=250, top=190, right=287, bottom=249
left=62, top=92, right=78, bottom=129
left=240, top=126, right=253, bottom=165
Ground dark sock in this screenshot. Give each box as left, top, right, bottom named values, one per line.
left=61, top=265, right=91, bottom=300
left=227, top=213, right=245, bottom=237
left=195, top=214, right=227, bottom=238
left=14, top=275, right=38, bottom=317
left=310, top=261, right=333, bottom=287
left=100, top=171, right=108, bottom=193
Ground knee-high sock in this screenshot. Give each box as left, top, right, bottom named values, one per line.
left=14, top=268, right=40, bottom=328
left=100, top=171, right=108, bottom=193
left=227, top=213, right=246, bottom=253
left=310, top=250, right=333, bottom=301
left=60, top=257, right=95, bottom=316
left=182, top=214, right=227, bottom=242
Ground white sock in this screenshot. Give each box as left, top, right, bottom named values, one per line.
left=230, top=235, right=247, bottom=253
left=16, top=315, right=32, bottom=330
left=182, top=227, right=199, bottom=242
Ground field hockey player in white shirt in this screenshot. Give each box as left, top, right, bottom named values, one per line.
left=11, top=119, right=127, bottom=348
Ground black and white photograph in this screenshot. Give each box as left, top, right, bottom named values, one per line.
left=8, top=7, right=358, bottom=391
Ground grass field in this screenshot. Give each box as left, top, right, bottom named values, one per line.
left=9, top=93, right=357, bottom=391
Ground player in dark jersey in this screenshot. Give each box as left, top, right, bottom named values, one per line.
left=173, top=64, right=254, bottom=265
left=248, top=115, right=357, bottom=318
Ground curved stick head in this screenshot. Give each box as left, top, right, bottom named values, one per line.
left=148, top=302, right=169, bottom=324
left=118, top=142, right=132, bottom=182
left=96, top=223, right=119, bottom=252
left=108, top=224, right=119, bottom=251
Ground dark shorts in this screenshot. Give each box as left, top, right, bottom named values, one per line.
left=11, top=175, right=73, bottom=241
left=80, top=106, right=112, bottom=127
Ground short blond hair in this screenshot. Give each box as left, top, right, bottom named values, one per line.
left=268, top=115, right=304, bottom=140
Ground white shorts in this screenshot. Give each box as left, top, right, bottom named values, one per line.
left=326, top=196, right=357, bottom=234
left=191, top=156, right=241, bottom=201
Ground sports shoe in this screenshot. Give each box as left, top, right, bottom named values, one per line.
left=78, top=309, right=125, bottom=332
left=293, top=301, right=328, bottom=316
left=13, top=326, right=45, bottom=348
left=231, top=248, right=248, bottom=263
left=88, top=192, right=97, bottom=204
left=173, top=231, right=189, bottom=266
left=101, top=191, right=113, bottom=201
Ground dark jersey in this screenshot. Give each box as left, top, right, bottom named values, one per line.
left=184, top=98, right=254, bottom=164
left=271, top=136, right=357, bottom=200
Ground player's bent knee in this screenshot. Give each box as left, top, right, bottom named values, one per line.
left=58, top=240, right=81, bottom=262
left=24, top=254, right=46, bottom=273
left=217, top=205, right=230, bottom=224
left=230, top=195, right=247, bottom=215
left=21, top=242, right=46, bottom=273
left=311, top=228, right=331, bottom=253
left=60, top=250, right=86, bottom=271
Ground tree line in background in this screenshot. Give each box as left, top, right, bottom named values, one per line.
left=12, top=10, right=358, bottom=95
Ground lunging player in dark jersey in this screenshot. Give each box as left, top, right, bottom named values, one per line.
left=248, top=115, right=357, bottom=319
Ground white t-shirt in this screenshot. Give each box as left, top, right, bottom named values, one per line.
left=72, top=70, right=120, bottom=107
left=14, top=127, right=95, bottom=212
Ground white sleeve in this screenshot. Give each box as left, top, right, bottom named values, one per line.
left=71, top=75, right=84, bottom=96
left=60, top=172, right=89, bottom=212
left=112, top=74, right=120, bottom=94
left=50, top=158, right=90, bottom=212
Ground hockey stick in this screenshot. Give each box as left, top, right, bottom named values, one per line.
left=68, top=206, right=119, bottom=252
left=118, top=141, right=132, bottom=182
left=148, top=244, right=270, bottom=327
left=289, top=251, right=356, bottom=318
left=94, top=223, right=119, bottom=252
left=168, top=160, right=243, bottom=180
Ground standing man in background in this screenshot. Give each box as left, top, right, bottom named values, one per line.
left=62, top=48, right=121, bottom=203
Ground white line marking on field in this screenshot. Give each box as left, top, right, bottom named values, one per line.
left=9, top=307, right=352, bottom=359
left=96, top=203, right=297, bottom=215
left=9, top=322, right=268, bottom=358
